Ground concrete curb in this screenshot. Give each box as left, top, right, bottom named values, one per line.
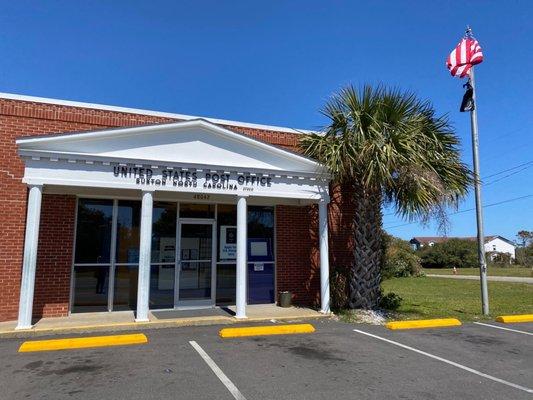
left=0, top=314, right=330, bottom=339
left=495, top=314, right=533, bottom=324
left=18, top=333, right=148, bottom=352
left=386, top=318, right=462, bottom=330
left=219, top=323, right=315, bottom=338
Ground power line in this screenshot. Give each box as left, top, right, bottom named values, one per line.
left=482, top=160, right=533, bottom=180
left=477, top=125, right=529, bottom=145
left=484, top=164, right=533, bottom=186
left=480, top=139, right=533, bottom=163
left=383, top=194, right=533, bottom=230
left=382, top=160, right=533, bottom=218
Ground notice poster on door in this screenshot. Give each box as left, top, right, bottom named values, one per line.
left=220, top=225, right=237, bottom=260
left=159, top=237, right=175, bottom=263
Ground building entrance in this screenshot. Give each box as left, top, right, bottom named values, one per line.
left=176, top=221, right=216, bottom=308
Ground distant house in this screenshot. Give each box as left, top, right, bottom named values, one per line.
left=409, top=236, right=516, bottom=260
left=410, top=237, right=449, bottom=249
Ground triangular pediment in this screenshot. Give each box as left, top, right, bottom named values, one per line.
left=17, top=119, right=322, bottom=174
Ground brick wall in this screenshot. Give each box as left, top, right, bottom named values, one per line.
left=33, top=194, right=77, bottom=318
left=274, top=183, right=356, bottom=308
left=0, top=97, right=353, bottom=321
left=275, top=205, right=321, bottom=307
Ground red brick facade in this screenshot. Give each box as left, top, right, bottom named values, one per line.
left=274, top=182, right=356, bottom=307
left=0, top=97, right=353, bottom=322
left=33, top=194, right=77, bottom=318
left=275, top=205, right=320, bottom=307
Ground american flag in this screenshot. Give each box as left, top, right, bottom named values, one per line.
left=446, top=35, right=483, bottom=78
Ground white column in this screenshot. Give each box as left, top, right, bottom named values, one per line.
left=135, top=190, right=153, bottom=322
left=319, top=199, right=331, bottom=314
left=16, top=185, right=43, bottom=330
left=235, top=196, right=247, bottom=319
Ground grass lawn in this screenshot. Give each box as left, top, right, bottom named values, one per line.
left=423, top=266, right=532, bottom=278
left=381, top=276, right=533, bottom=321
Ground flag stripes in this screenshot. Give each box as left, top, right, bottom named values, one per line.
left=446, top=37, right=483, bottom=78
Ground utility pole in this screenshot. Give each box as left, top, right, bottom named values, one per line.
left=468, top=46, right=489, bottom=315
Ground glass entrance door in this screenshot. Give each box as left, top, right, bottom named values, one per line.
left=177, top=221, right=215, bottom=307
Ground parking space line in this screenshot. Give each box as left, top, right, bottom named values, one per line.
left=473, top=322, right=533, bottom=336
left=353, top=329, right=533, bottom=394
left=189, top=340, right=247, bottom=400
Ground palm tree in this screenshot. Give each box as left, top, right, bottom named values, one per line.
left=301, top=85, right=472, bottom=309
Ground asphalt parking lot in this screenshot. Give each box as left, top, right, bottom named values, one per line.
left=0, top=319, right=531, bottom=400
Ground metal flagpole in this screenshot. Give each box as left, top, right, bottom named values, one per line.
left=468, top=63, right=489, bottom=315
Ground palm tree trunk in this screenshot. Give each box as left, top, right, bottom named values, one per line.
left=349, top=183, right=383, bottom=309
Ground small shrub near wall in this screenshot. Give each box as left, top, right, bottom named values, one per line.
left=379, top=292, right=403, bottom=310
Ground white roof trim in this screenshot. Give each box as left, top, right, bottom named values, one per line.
left=486, top=236, right=516, bottom=246
left=0, top=92, right=314, bottom=135
left=16, top=119, right=324, bottom=173
left=19, top=151, right=326, bottom=179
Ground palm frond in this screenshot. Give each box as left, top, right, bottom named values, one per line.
left=301, top=84, right=473, bottom=222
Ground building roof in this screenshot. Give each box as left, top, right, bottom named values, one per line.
left=410, top=236, right=515, bottom=246
left=0, top=92, right=315, bottom=135
left=16, top=118, right=324, bottom=175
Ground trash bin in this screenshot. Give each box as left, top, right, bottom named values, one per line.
left=279, top=291, right=292, bottom=308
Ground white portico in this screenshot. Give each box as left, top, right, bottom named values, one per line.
left=15, top=119, right=331, bottom=329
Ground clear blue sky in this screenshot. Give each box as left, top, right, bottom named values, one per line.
left=1, top=1, right=531, bottom=242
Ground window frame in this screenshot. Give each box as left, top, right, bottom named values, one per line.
left=69, top=197, right=278, bottom=314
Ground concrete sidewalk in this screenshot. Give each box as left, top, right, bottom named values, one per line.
left=0, top=305, right=329, bottom=338
left=426, top=274, right=533, bottom=284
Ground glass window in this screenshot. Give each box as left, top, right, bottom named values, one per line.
left=217, top=204, right=237, bottom=262
left=113, top=265, right=138, bottom=311
left=180, top=203, right=215, bottom=219
left=179, top=224, right=213, bottom=300
left=180, top=224, right=212, bottom=261
left=248, top=206, right=274, bottom=262
left=216, top=263, right=236, bottom=304
left=216, top=204, right=236, bottom=304
left=72, top=265, right=109, bottom=312
left=150, top=264, right=175, bottom=309
left=152, top=202, right=177, bottom=263
left=150, top=202, right=177, bottom=309
left=75, top=199, right=113, bottom=264
left=247, top=206, right=275, bottom=304
left=116, top=200, right=141, bottom=263
left=248, top=206, right=274, bottom=237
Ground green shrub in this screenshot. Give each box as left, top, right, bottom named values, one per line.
left=381, top=234, right=422, bottom=278
left=379, top=292, right=403, bottom=310
left=516, top=245, right=533, bottom=267
left=419, top=239, right=478, bottom=269
left=487, top=251, right=512, bottom=265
